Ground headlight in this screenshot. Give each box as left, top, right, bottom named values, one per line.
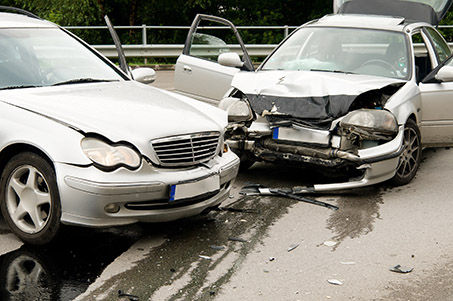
left=340, top=109, right=398, bottom=133
left=219, top=97, right=253, bottom=122
left=81, top=137, right=141, bottom=170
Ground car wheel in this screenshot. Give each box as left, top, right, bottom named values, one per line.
left=389, top=119, right=421, bottom=186
left=0, top=152, right=61, bottom=245
left=233, top=152, right=255, bottom=171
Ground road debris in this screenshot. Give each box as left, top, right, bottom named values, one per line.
left=210, top=245, right=226, bottom=251
left=287, top=244, right=299, bottom=252
left=327, top=279, right=343, bottom=286
left=216, top=207, right=260, bottom=214
left=390, top=264, right=413, bottom=273
left=118, top=290, right=139, bottom=301
left=269, top=257, right=275, bottom=261
left=240, top=184, right=339, bottom=210
left=323, top=241, right=337, bottom=247
left=228, top=237, right=248, bottom=243
left=340, top=261, right=356, bottom=265
left=199, top=255, right=212, bottom=260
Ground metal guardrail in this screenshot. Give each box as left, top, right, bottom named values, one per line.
left=65, top=24, right=453, bottom=59
left=94, top=44, right=278, bottom=58
left=65, top=24, right=294, bottom=59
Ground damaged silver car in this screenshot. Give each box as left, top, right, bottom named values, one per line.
left=0, top=7, right=240, bottom=245
left=175, top=0, right=453, bottom=190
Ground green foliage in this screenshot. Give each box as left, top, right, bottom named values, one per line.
left=439, top=10, right=453, bottom=42
left=2, top=0, right=100, bottom=25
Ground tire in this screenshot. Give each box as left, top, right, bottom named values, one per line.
left=389, top=119, right=421, bottom=186
left=233, top=151, right=255, bottom=171
left=239, top=158, right=255, bottom=171
left=0, top=152, right=61, bottom=245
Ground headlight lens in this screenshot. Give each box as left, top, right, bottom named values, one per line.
left=81, top=138, right=141, bottom=170
left=219, top=97, right=253, bottom=122
left=340, top=109, right=398, bottom=133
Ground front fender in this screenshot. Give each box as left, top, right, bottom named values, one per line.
left=385, top=81, right=421, bottom=125
left=0, top=102, right=90, bottom=165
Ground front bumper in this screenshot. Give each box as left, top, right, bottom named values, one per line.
left=228, top=124, right=405, bottom=191
left=55, top=151, right=240, bottom=227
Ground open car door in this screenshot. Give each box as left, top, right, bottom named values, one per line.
left=104, top=15, right=156, bottom=84
left=174, top=14, right=253, bottom=105
left=334, top=0, right=453, bottom=25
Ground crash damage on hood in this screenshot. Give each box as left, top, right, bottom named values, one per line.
left=245, top=82, right=403, bottom=130
left=224, top=73, right=405, bottom=180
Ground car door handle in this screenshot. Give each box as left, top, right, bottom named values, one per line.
left=183, top=66, right=192, bottom=74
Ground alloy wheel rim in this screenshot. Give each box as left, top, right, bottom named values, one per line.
left=6, top=165, right=52, bottom=234
left=395, top=127, right=420, bottom=179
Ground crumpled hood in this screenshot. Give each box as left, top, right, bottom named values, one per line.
left=0, top=81, right=226, bottom=156
left=231, top=70, right=405, bottom=122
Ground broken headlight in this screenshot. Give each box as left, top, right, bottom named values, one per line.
left=219, top=97, right=253, bottom=122
left=81, top=137, right=141, bottom=170
left=339, top=109, right=398, bottom=148
left=341, top=109, right=398, bottom=133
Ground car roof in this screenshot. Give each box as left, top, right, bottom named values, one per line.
left=0, top=12, right=55, bottom=28
left=308, top=14, right=422, bottom=32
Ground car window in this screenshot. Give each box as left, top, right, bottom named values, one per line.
left=0, top=28, right=124, bottom=89
left=412, top=32, right=434, bottom=81
left=187, top=22, right=245, bottom=63
left=261, top=27, right=410, bottom=79
left=424, top=27, right=451, bottom=63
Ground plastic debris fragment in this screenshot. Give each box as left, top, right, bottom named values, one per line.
left=199, top=255, right=212, bottom=260
left=287, top=244, right=299, bottom=252
left=118, top=290, right=139, bottom=301
left=327, top=279, right=343, bottom=286
left=340, top=261, right=356, bottom=265
left=228, top=237, right=248, bottom=243
left=323, top=241, right=337, bottom=247
left=390, top=264, right=413, bottom=273
left=210, top=245, right=226, bottom=251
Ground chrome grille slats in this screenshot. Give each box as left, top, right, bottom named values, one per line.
left=151, top=132, right=220, bottom=166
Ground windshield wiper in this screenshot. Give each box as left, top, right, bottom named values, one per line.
left=52, top=78, right=118, bottom=86
left=310, top=69, right=355, bottom=74
left=0, top=85, right=40, bottom=90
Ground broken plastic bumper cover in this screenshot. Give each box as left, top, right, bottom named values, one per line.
left=240, top=184, right=339, bottom=210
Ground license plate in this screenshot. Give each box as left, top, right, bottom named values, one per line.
left=169, top=175, right=220, bottom=201
left=272, top=126, right=330, bottom=146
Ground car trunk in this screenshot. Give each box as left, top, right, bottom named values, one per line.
left=333, top=0, right=453, bottom=25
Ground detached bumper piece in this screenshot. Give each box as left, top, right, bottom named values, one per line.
left=240, top=184, right=339, bottom=210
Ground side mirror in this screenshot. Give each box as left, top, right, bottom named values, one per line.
left=218, top=52, right=244, bottom=68
left=131, top=67, right=156, bottom=84
left=435, top=65, right=453, bottom=82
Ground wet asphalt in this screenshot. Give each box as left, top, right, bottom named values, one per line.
left=1, top=71, right=453, bottom=300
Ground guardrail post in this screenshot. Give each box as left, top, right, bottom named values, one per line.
left=284, top=25, right=288, bottom=38
left=142, top=24, right=147, bottom=64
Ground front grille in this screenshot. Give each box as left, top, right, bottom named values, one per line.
left=151, top=132, right=220, bottom=167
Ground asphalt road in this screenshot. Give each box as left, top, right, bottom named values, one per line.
left=1, top=71, right=453, bottom=300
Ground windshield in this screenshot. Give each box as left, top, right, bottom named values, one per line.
left=335, top=0, right=450, bottom=13
left=0, top=28, right=124, bottom=89
left=261, top=27, right=410, bottom=79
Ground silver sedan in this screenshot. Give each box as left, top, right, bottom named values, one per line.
left=0, top=8, right=239, bottom=244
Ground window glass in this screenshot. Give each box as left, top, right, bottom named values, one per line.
left=262, top=27, right=410, bottom=79
left=0, top=28, right=123, bottom=89
left=425, top=27, right=451, bottom=63
left=188, top=21, right=244, bottom=62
